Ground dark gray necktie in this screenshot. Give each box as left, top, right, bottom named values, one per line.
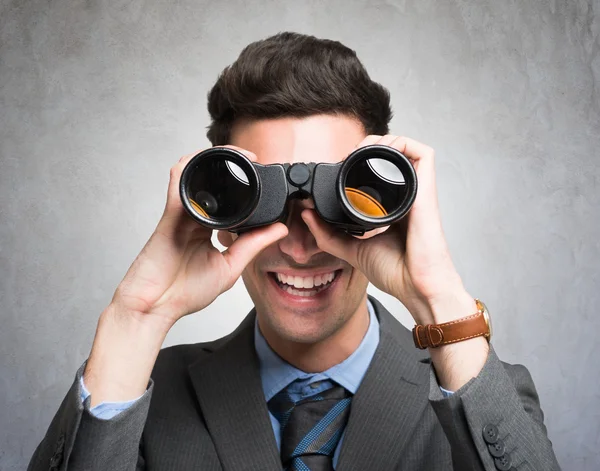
left=268, top=385, right=352, bottom=471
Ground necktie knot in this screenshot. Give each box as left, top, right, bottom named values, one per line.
left=268, top=385, right=352, bottom=471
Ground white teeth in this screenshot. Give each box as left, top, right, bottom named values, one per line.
left=284, top=285, right=319, bottom=297
left=276, top=273, right=289, bottom=284
left=275, top=271, right=337, bottom=289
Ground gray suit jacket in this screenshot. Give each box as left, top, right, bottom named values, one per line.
left=29, top=297, right=560, bottom=470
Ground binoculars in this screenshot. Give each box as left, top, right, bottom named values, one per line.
left=179, top=145, right=417, bottom=235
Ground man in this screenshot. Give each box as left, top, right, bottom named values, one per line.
left=29, top=32, right=560, bottom=471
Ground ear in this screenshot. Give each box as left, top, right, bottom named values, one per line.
left=217, top=230, right=236, bottom=247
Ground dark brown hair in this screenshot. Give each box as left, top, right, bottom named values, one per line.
left=206, top=32, right=392, bottom=145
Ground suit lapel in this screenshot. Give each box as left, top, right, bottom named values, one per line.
left=187, top=298, right=431, bottom=471
left=336, top=297, right=431, bottom=471
left=188, top=312, right=281, bottom=471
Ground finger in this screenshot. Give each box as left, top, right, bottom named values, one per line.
left=375, top=134, right=399, bottom=147
left=222, top=223, right=288, bottom=276
left=300, top=209, right=361, bottom=267
left=119, top=219, right=210, bottom=309
left=388, top=135, right=437, bottom=205
left=388, top=136, right=435, bottom=165
left=354, top=134, right=381, bottom=150
left=387, top=137, right=445, bottom=251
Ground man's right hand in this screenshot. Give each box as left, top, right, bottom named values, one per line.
left=83, top=146, right=287, bottom=406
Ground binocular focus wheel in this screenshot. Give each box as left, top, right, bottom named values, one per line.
left=345, top=187, right=388, bottom=218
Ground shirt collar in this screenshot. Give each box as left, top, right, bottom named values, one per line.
left=254, top=299, right=380, bottom=401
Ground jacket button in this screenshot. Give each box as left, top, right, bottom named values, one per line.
left=494, top=454, right=512, bottom=471
left=483, top=423, right=499, bottom=444
left=488, top=439, right=506, bottom=458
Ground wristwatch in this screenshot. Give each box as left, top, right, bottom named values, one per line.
left=412, top=298, right=492, bottom=349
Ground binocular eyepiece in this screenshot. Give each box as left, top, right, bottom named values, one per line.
left=179, top=145, right=417, bottom=235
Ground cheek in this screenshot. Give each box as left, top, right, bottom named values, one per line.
left=346, top=267, right=370, bottom=291
left=241, top=259, right=259, bottom=289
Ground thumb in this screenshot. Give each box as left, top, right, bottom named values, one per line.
left=222, top=223, right=288, bottom=276
left=301, top=209, right=360, bottom=267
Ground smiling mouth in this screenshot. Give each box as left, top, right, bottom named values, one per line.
left=268, top=270, right=342, bottom=297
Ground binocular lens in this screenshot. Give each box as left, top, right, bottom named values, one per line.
left=185, top=155, right=255, bottom=223
left=344, top=157, right=408, bottom=219
left=181, top=145, right=416, bottom=232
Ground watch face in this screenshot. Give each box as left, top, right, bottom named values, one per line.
left=477, top=299, right=492, bottom=340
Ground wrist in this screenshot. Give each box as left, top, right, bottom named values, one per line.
left=417, top=289, right=489, bottom=390
left=429, top=337, right=489, bottom=390
left=108, top=298, right=177, bottom=334
left=84, top=305, right=170, bottom=406
left=403, top=286, right=476, bottom=326
left=425, top=289, right=478, bottom=324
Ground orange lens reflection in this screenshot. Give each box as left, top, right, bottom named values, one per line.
left=345, top=187, right=388, bottom=217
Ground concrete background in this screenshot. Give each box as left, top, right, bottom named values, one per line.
left=1, top=0, right=599, bottom=469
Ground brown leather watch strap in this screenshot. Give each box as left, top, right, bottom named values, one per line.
left=412, top=299, right=490, bottom=349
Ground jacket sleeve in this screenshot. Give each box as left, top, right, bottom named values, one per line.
left=27, top=362, right=153, bottom=471
left=428, top=345, right=561, bottom=471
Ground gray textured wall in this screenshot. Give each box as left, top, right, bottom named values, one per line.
left=1, top=0, right=599, bottom=469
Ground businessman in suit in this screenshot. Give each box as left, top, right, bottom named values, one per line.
left=29, top=32, right=561, bottom=471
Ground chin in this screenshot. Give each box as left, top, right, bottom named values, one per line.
left=264, top=309, right=344, bottom=345
left=243, top=267, right=369, bottom=345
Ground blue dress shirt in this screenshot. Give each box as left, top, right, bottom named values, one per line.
left=255, top=299, right=381, bottom=468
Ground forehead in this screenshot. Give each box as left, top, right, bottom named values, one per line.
left=229, top=114, right=366, bottom=165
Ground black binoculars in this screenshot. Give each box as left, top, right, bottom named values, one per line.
left=179, top=145, right=417, bottom=235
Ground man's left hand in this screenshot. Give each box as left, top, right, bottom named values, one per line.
left=302, top=135, right=491, bottom=390
left=301, top=134, right=475, bottom=326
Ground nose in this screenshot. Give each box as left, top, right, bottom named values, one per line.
left=277, top=198, right=322, bottom=265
